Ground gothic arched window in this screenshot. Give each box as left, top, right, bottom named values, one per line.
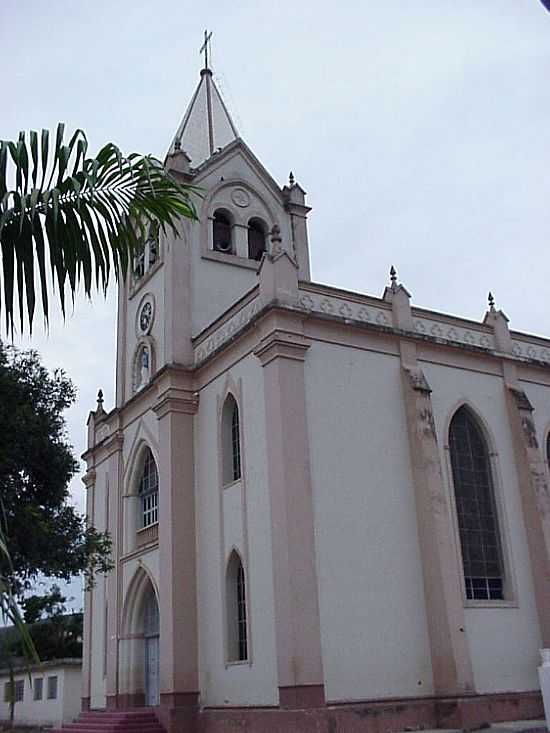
left=449, top=406, right=504, bottom=601
left=213, top=210, right=233, bottom=254
left=138, top=449, right=159, bottom=528
left=222, top=394, right=241, bottom=484
left=247, top=218, right=267, bottom=261
left=226, top=551, right=248, bottom=662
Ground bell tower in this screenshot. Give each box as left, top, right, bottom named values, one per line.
left=114, top=45, right=312, bottom=408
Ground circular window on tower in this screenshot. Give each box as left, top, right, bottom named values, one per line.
left=136, top=294, right=155, bottom=337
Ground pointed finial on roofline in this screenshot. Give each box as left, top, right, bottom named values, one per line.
left=174, top=137, right=181, bottom=151
left=488, top=291, right=495, bottom=311
left=390, top=265, right=397, bottom=291
left=96, top=389, right=104, bottom=413
left=289, top=171, right=295, bottom=186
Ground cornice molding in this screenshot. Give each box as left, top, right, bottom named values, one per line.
left=82, top=469, right=96, bottom=490
left=154, top=388, right=199, bottom=419
left=254, top=330, right=310, bottom=367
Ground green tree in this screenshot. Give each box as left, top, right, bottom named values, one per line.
left=0, top=341, right=111, bottom=604
left=20, top=586, right=83, bottom=660
left=0, top=123, right=198, bottom=333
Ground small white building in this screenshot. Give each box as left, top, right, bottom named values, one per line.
left=0, top=659, right=82, bottom=727
left=82, top=54, right=550, bottom=733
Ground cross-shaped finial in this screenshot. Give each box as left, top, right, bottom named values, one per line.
left=488, top=291, right=495, bottom=311
left=390, top=265, right=397, bottom=290
left=200, top=30, right=213, bottom=70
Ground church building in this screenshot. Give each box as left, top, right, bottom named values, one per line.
left=81, top=54, right=550, bottom=733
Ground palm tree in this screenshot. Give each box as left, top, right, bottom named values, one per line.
left=0, top=123, right=199, bottom=660
left=0, top=123, right=198, bottom=333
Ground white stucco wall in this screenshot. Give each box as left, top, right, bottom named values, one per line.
left=305, top=342, right=434, bottom=702
left=0, top=664, right=81, bottom=727
left=196, top=354, right=278, bottom=706
left=424, top=360, right=542, bottom=693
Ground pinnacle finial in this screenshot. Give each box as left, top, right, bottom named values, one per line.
left=97, top=389, right=104, bottom=411
left=390, top=265, right=397, bottom=290
left=289, top=171, right=295, bottom=186
left=488, top=291, right=495, bottom=311
left=174, top=137, right=181, bottom=151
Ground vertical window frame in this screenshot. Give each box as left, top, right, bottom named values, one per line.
left=47, top=676, right=58, bottom=700
left=14, top=679, right=24, bottom=703
left=33, top=677, right=43, bottom=701
left=138, top=449, right=159, bottom=529
left=225, top=551, right=249, bottom=664
left=221, top=394, right=242, bottom=486
left=445, top=404, right=517, bottom=608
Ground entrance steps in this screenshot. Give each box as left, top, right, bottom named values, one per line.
left=54, top=709, right=165, bottom=733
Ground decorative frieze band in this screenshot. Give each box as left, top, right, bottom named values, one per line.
left=191, top=285, right=550, bottom=369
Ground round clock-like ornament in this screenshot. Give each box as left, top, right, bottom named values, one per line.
left=137, top=298, right=154, bottom=335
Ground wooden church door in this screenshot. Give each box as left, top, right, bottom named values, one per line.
left=143, top=590, right=160, bottom=706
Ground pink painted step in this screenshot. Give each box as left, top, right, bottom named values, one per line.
left=54, top=709, right=165, bottom=733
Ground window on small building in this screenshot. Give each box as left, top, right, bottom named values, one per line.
left=33, top=677, right=43, bottom=701
left=3, top=682, right=11, bottom=702
left=47, top=676, right=58, bottom=700
left=226, top=551, right=248, bottom=662
left=449, top=406, right=504, bottom=601
left=247, top=218, right=267, bottom=261
left=14, top=680, right=24, bottom=703
left=138, top=448, right=159, bottom=528
left=222, top=394, right=241, bottom=485
left=213, top=210, right=233, bottom=254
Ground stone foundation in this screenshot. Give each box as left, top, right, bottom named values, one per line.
left=86, top=690, right=543, bottom=733
left=196, top=691, right=544, bottom=733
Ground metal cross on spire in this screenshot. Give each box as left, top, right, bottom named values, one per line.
left=200, top=30, right=213, bottom=70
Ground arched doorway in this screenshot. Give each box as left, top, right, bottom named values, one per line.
left=119, top=569, right=160, bottom=708
left=143, top=588, right=160, bottom=706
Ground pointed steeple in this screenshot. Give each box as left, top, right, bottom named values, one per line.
left=168, top=39, right=239, bottom=168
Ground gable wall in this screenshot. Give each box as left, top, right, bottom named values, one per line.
left=190, top=151, right=292, bottom=337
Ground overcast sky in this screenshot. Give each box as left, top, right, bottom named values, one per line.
left=2, top=0, right=550, bottom=608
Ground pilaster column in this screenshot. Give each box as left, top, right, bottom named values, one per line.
left=104, top=432, right=123, bottom=710
left=81, top=469, right=96, bottom=711
left=385, top=271, right=475, bottom=696
left=153, top=378, right=199, bottom=733
left=255, top=249, right=325, bottom=709
left=485, top=301, right=550, bottom=645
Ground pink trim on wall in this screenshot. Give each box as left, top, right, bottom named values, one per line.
left=255, top=312, right=325, bottom=702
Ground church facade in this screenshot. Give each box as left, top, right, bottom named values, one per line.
left=82, top=61, right=550, bottom=733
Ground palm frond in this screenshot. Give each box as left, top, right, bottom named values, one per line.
left=0, top=124, right=199, bottom=333
left=0, top=523, right=38, bottom=666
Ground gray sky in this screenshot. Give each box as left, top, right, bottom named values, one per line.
left=2, top=0, right=550, bottom=607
